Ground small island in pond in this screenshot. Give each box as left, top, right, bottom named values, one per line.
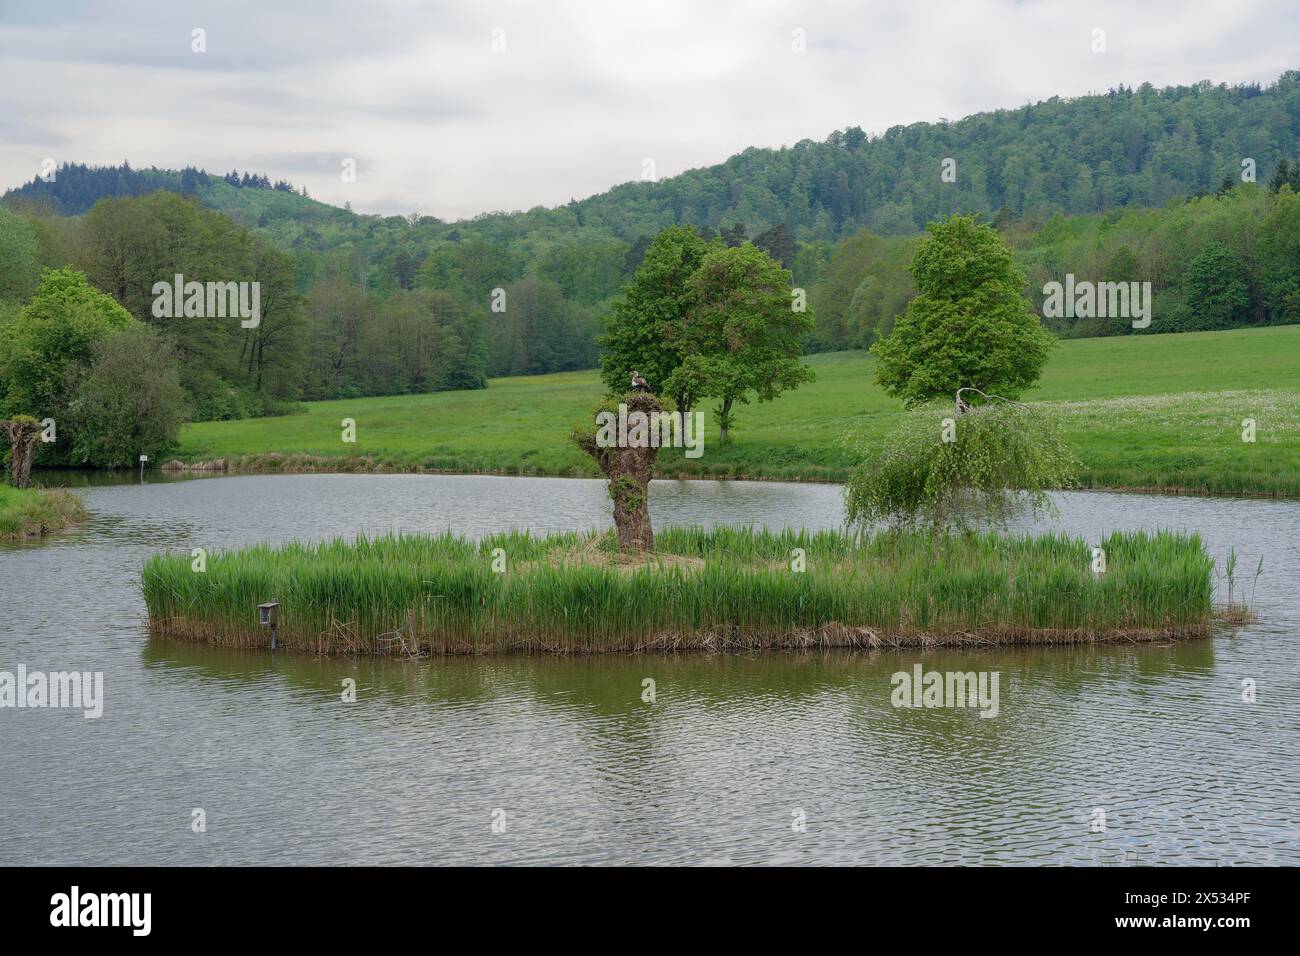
left=141, top=525, right=1222, bottom=655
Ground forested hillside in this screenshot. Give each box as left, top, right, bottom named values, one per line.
left=2, top=71, right=1298, bottom=431
left=813, top=182, right=1300, bottom=349
left=573, top=74, right=1300, bottom=238
left=11, top=73, right=1300, bottom=244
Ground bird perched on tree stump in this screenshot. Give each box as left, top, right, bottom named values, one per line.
left=572, top=391, right=661, bottom=552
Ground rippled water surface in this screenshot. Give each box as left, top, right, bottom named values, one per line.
left=2, top=473, right=1297, bottom=865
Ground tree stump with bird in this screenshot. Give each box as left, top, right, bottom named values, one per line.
left=572, top=391, right=661, bottom=552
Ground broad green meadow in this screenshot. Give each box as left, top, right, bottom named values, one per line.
left=177, top=325, right=1300, bottom=496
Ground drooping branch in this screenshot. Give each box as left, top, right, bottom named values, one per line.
left=955, top=386, right=1030, bottom=416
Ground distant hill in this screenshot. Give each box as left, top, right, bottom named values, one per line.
left=1, top=162, right=356, bottom=230
left=569, top=73, right=1300, bottom=239
left=2, top=72, right=1297, bottom=426
left=6, top=71, right=1299, bottom=255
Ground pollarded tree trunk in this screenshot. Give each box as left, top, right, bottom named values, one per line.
left=2, top=418, right=41, bottom=489
left=608, top=473, right=654, bottom=551
left=574, top=392, right=661, bottom=552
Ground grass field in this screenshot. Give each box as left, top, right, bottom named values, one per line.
left=142, top=526, right=1216, bottom=655
left=177, top=325, right=1300, bottom=495
left=0, top=485, right=86, bottom=540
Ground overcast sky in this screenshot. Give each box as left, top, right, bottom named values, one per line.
left=1, top=0, right=1295, bottom=221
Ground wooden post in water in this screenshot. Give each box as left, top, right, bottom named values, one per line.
left=259, top=601, right=280, bottom=650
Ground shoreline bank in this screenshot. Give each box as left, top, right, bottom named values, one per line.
left=144, top=455, right=1300, bottom=501
left=0, top=487, right=87, bottom=541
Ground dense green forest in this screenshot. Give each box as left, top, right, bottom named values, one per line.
left=13, top=73, right=1300, bottom=242
left=2, top=71, right=1298, bottom=436
left=813, top=183, right=1300, bottom=349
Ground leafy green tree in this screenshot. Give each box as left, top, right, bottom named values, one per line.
left=622, top=235, right=651, bottom=276
left=664, top=244, right=814, bottom=444
left=1269, top=158, right=1291, bottom=193
left=1180, top=241, right=1250, bottom=329
left=79, top=192, right=232, bottom=321
left=538, top=241, right=627, bottom=305
left=0, top=207, right=41, bottom=303
left=721, top=223, right=748, bottom=248
left=312, top=285, right=488, bottom=397
left=392, top=249, right=418, bottom=290
left=68, top=325, right=185, bottom=467
left=440, top=299, right=489, bottom=391
left=1259, top=187, right=1300, bottom=324
left=754, top=223, right=795, bottom=269
left=417, top=238, right=518, bottom=302
left=1071, top=244, right=1143, bottom=337
left=811, top=232, right=916, bottom=349
left=78, top=191, right=288, bottom=417
left=792, top=240, right=831, bottom=290
left=872, top=215, right=1053, bottom=403
left=491, top=277, right=595, bottom=376
left=237, top=236, right=305, bottom=398
left=0, top=268, right=135, bottom=419
left=599, top=226, right=714, bottom=408
left=303, top=276, right=369, bottom=399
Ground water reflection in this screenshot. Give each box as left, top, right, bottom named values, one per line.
left=0, top=473, right=1295, bottom=865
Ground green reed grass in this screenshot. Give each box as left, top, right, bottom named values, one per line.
left=140, top=526, right=1216, bottom=655
left=0, top=486, right=86, bottom=540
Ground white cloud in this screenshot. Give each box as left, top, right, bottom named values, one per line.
left=0, top=0, right=1294, bottom=220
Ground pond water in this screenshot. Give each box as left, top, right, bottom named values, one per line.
left=1, top=473, right=1296, bottom=865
